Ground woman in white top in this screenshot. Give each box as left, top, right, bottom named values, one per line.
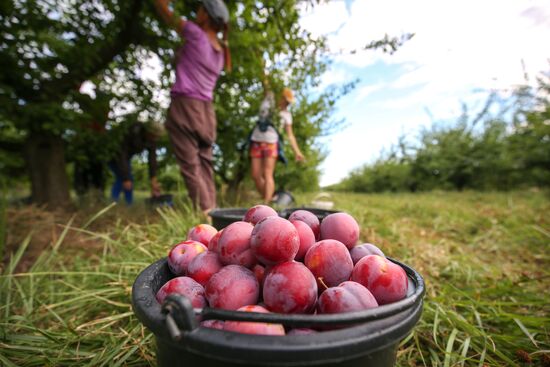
left=249, top=87, right=305, bottom=203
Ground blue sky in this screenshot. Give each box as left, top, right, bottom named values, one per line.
left=300, top=0, right=550, bottom=186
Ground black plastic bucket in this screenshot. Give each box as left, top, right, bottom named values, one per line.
left=131, top=257, right=425, bottom=367
left=208, top=207, right=339, bottom=231
left=145, top=194, right=174, bottom=207
left=271, top=190, right=295, bottom=207
left=279, top=207, right=339, bottom=221
left=208, top=208, right=249, bottom=230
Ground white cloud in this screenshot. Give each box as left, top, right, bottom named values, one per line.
left=354, top=82, right=385, bottom=102
left=317, top=67, right=352, bottom=90
left=303, top=0, right=550, bottom=185
left=303, top=0, right=550, bottom=88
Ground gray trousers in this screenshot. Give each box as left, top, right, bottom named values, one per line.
left=166, top=95, right=217, bottom=211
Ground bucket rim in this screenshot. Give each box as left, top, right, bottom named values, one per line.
left=132, top=256, right=424, bottom=333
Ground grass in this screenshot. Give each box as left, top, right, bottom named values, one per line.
left=1, top=191, right=549, bottom=366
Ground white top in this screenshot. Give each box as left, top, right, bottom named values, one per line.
left=250, top=92, right=292, bottom=144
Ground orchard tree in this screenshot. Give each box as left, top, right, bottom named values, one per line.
left=0, top=0, right=407, bottom=207
left=0, top=0, right=148, bottom=206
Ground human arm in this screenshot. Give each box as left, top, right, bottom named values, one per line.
left=256, top=53, right=272, bottom=96
left=284, top=124, right=305, bottom=162
left=153, top=0, right=186, bottom=37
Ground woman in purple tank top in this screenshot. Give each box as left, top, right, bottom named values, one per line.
left=154, top=0, right=230, bottom=216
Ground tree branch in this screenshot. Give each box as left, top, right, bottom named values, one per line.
left=36, top=0, right=145, bottom=102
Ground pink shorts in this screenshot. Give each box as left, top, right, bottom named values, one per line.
left=250, top=141, right=278, bottom=159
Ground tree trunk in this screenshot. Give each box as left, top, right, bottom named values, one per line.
left=24, top=133, right=72, bottom=208
left=225, top=154, right=248, bottom=199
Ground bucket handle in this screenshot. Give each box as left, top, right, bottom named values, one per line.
left=160, top=259, right=425, bottom=342
left=162, top=294, right=198, bottom=341
left=162, top=291, right=423, bottom=342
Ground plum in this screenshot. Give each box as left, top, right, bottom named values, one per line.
left=243, top=205, right=278, bottom=225
left=207, top=229, right=223, bottom=253
left=320, top=212, right=359, bottom=249
left=350, top=243, right=385, bottom=265
left=291, top=219, right=316, bottom=261
left=252, top=264, right=265, bottom=289
left=223, top=305, right=285, bottom=335
left=205, top=265, right=259, bottom=310
left=351, top=255, right=408, bottom=305
left=263, top=261, right=318, bottom=314
left=317, top=281, right=378, bottom=314
left=288, top=210, right=320, bottom=240
left=218, top=221, right=255, bottom=268
left=167, top=240, right=207, bottom=276
left=187, top=251, right=224, bottom=286
left=187, top=224, right=218, bottom=246
left=287, top=328, right=318, bottom=335
left=250, top=216, right=299, bottom=265
left=304, top=239, right=354, bottom=289
left=200, top=319, right=225, bottom=330
left=155, top=276, right=207, bottom=308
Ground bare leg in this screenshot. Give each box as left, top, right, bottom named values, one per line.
left=251, top=157, right=265, bottom=197
left=262, top=157, right=277, bottom=203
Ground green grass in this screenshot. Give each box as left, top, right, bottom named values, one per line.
left=1, top=191, right=549, bottom=366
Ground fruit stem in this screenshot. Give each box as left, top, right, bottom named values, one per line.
left=318, top=277, right=329, bottom=290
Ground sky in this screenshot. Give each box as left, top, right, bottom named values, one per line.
left=300, top=0, right=550, bottom=186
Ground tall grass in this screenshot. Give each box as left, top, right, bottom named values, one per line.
left=1, top=191, right=549, bottom=366
left=0, top=189, right=6, bottom=263
left=0, top=204, right=201, bottom=366
left=332, top=191, right=550, bottom=366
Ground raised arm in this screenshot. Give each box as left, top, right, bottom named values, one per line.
left=153, top=0, right=186, bottom=37
left=257, top=54, right=271, bottom=96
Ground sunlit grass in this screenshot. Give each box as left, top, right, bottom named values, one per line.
left=1, top=191, right=549, bottom=366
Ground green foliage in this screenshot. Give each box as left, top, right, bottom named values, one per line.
left=2, top=0, right=410, bottom=204
left=332, top=72, right=550, bottom=192
left=209, top=2, right=357, bottom=191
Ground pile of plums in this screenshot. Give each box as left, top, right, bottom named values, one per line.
left=156, top=205, right=408, bottom=335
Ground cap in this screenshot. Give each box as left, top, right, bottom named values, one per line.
left=202, top=0, right=229, bottom=26
left=282, top=88, right=295, bottom=104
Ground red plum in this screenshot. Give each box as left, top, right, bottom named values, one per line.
left=167, top=240, right=207, bottom=276
left=187, top=251, right=224, bottom=286
left=304, top=239, right=353, bottom=289
left=263, top=261, right=318, bottom=314
left=288, top=210, right=320, bottom=240
left=251, top=216, right=299, bottom=265
left=223, top=305, right=285, bottom=335
left=218, top=221, right=255, bottom=268
left=291, top=219, right=316, bottom=261
left=155, top=276, right=207, bottom=308
left=187, top=224, right=218, bottom=246
left=351, top=255, right=408, bottom=305
left=205, top=265, right=260, bottom=310
left=243, top=205, right=278, bottom=225
left=317, top=281, right=378, bottom=314
left=320, top=212, right=360, bottom=249
left=350, top=243, right=385, bottom=265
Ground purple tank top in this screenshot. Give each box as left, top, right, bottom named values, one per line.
left=171, top=22, right=224, bottom=101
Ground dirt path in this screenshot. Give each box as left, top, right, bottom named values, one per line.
left=2, top=203, right=160, bottom=273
